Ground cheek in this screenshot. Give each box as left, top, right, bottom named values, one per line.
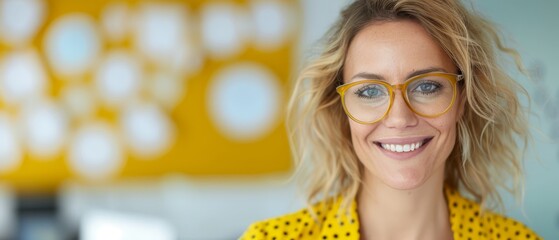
left=433, top=103, right=462, bottom=130
left=430, top=117, right=457, bottom=142
left=348, top=120, right=379, bottom=163
left=348, top=120, right=374, bottom=142
left=430, top=117, right=459, bottom=159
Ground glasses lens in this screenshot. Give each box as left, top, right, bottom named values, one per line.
left=406, top=75, right=455, bottom=116
left=344, top=82, right=390, bottom=123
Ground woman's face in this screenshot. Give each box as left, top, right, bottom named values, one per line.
left=343, top=20, right=462, bottom=190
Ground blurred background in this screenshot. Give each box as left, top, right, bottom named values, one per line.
left=0, top=0, right=557, bottom=239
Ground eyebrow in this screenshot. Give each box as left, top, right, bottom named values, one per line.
left=350, top=67, right=449, bottom=81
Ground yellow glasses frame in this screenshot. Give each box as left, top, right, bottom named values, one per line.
left=336, top=72, right=464, bottom=125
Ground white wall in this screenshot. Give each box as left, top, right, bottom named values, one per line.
left=473, top=1, right=559, bottom=239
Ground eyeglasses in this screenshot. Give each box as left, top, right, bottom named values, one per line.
left=336, top=72, right=463, bottom=124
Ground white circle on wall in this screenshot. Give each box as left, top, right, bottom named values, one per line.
left=207, top=63, right=282, bottom=141
left=200, top=3, right=248, bottom=60
left=95, top=50, right=143, bottom=108
left=0, top=112, right=22, bottom=172
left=250, top=0, right=296, bottom=50
left=0, top=0, right=46, bottom=46
left=148, top=72, right=185, bottom=110
left=134, top=3, right=190, bottom=65
left=120, top=102, right=175, bottom=159
left=61, top=83, right=97, bottom=120
left=0, top=49, right=48, bottom=106
left=44, top=13, right=101, bottom=77
left=19, top=100, right=68, bottom=159
left=101, top=2, right=131, bottom=43
left=68, top=122, right=123, bottom=180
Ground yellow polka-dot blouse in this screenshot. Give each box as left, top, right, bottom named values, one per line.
left=240, top=188, right=540, bottom=239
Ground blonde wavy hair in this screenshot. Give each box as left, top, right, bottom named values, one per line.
left=287, top=0, right=529, bottom=213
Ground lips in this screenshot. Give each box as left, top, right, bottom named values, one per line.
left=374, top=137, right=433, bottom=153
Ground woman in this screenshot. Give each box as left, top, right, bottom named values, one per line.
left=242, top=0, right=541, bottom=239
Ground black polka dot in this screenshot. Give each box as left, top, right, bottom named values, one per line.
left=285, top=221, right=290, bottom=225
left=527, top=234, right=531, bottom=238
left=333, top=234, right=338, bottom=238
left=346, top=232, right=350, bottom=237
left=328, top=224, right=332, bottom=228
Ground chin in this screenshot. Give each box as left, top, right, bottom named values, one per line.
left=381, top=169, right=428, bottom=190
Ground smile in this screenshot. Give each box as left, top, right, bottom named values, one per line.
left=375, top=137, right=433, bottom=153
left=381, top=142, right=422, bottom=153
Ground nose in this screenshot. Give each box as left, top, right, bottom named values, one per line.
left=382, top=91, right=418, bottom=129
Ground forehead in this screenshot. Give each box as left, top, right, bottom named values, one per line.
left=343, top=19, right=455, bottom=83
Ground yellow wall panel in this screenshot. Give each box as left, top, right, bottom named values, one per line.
left=0, top=0, right=299, bottom=192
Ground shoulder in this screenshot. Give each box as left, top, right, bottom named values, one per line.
left=239, top=198, right=359, bottom=240
left=446, top=188, right=541, bottom=240
left=239, top=209, right=314, bottom=240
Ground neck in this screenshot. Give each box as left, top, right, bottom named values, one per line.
left=357, top=171, right=452, bottom=240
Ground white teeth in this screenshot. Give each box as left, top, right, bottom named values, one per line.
left=380, top=140, right=424, bottom=153
left=403, top=144, right=410, bottom=152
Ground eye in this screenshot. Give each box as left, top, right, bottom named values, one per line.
left=411, top=80, right=442, bottom=95
left=354, top=84, right=387, bottom=99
